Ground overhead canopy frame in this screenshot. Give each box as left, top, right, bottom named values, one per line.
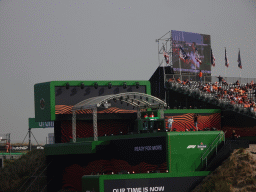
left=71, top=92, right=167, bottom=142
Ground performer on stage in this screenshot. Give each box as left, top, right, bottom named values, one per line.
left=194, top=114, right=199, bottom=131
left=168, top=117, right=174, bottom=132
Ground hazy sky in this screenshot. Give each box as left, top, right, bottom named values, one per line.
left=0, top=0, right=255, bottom=144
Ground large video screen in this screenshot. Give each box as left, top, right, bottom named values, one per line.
left=171, top=30, right=211, bottom=75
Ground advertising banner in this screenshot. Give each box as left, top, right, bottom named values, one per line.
left=29, top=118, right=54, bottom=129
left=104, top=176, right=205, bottom=192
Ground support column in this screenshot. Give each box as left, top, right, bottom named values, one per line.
left=72, top=111, right=76, bottom=143
left=29, top=128, right=31, bottom=151
left=159, top=109, right=164, bottom=119
left=93, top=107, right=98, bottom=141
left=137, top=108, right=141, bottom=119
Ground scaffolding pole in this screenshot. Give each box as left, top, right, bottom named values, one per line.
left=93, top=107, right=98, bottom=141
left=72, top=111, right=76, bottom=143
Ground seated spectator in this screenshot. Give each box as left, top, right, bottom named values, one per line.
left=186, top=79, right=191, bottom=85
left=250, top=103, right=255, bottom=112
left=235, top=80, right=240, bottom=86
left=223, top=79, right=228, bottom=86
left=177, top=78, right=181, bottom=83
left=213, top=85, right=218, bottom=92
left=168, top=78, right=174, bottom=82
left=244, top=103, right=250, bottom=108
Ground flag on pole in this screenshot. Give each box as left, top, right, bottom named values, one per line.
left=225, top=48, right=229, bottom=68
left=195, top=48, right=202, bottom=65
left=238, top=49, right=242, bottom=69
left=163, top=51, right=169, bottom=64
left=179, top=46, right=189, bottom=60
left=211, top=49, right=215, bottom=67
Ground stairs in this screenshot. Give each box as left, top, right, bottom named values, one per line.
left=203, top=139, right=249, bottom=171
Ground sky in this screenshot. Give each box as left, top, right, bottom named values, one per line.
left=0, top=0, right=256, bottom=144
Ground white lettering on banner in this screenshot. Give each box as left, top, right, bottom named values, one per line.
left=126, top=188, right=142, bottom=192
left=134, top=145, right=162, bottom=152
left=113, top=189, right=125, bottom=192
left=149, top=186, right=164, bottom=192
left=39, top=121, right=54, bottom=128
left=113, top=186, right=164, bottom=192
left=187, top=145, right=196, bottom=149
left=12, top=146, right=28, bottom=150
left=152, top=145, right=162, bottom=150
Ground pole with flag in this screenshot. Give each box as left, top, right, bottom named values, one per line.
left=238, top=48, right=242, bottom=78
left=163, top=50, right=170, bottom=66
left=211, top=49, right=215, bottom=67
left=225, top=47, right=229, bottom=79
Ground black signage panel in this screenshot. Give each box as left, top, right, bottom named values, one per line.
left=55, top=85, right=146, bottom=107
left=109, top=137, right=166, bottom=166
left=104, top=176, right=205, bottom=192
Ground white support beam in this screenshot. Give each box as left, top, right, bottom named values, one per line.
left=93, top=107, right=98, bottom=141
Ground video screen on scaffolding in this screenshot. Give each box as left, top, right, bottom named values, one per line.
left=171, top=30, right=211, bottom=75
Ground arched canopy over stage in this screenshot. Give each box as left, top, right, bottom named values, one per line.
left=71, top=92, right=167, bottom=142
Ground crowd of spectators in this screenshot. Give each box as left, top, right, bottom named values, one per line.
left=168, top=77, right=256, bottom=114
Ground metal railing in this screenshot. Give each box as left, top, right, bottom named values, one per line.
left=200, top=132, right=225, bottom=168
left=212, top=76, right=256, bottom=85
left=191, top=132, right=225, bottom=171
left=166, top=74, right=211, bottom=84
left=166, top=74, right=256, bottom=85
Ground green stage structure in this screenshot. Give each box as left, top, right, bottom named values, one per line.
left=32, top=80, right=247, bottom=192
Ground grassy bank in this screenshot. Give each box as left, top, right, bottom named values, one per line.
left=0, top=149, right=46, bottom=192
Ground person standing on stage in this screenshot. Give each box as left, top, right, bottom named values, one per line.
left=168, top=117, right=174, bottom=131
left=194, top=114, right=199, bottom=131
left=149, top=112, right=155, bottom=130
left=144, top=113, right=149, bottom=130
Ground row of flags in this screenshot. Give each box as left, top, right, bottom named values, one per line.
left=163, top=46, right=242, bottom=69
left=224, top=48, right=242, bottom=69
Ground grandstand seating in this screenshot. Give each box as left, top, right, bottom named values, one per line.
left=167, top=80, right=256, bottom=118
